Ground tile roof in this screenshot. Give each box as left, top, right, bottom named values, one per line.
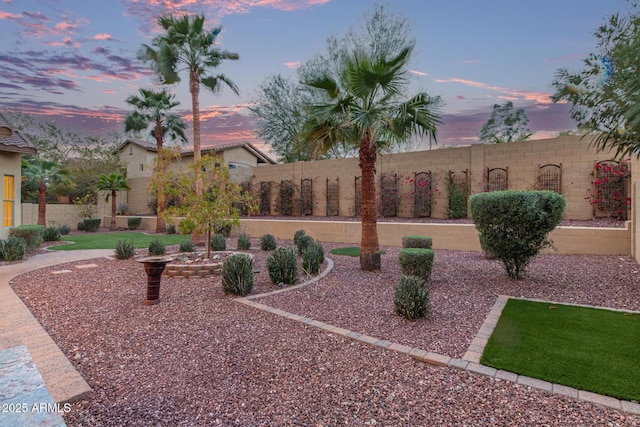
left=0, top=112, right=37, bottom=154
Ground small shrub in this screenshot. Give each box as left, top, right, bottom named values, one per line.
left=116, top=203, right=128, bottom=215
left=82, top=218, right=101, bottom=232
left=302, top=240, right=324, bottom=274
left=237, top=232, right=251, bottom=250
left=210, top=233, right=227, bottom=251
left=58, top=224, right=71, bottom=235
left=296, top=234, right=314, bottom=256
left=398, top=248, right=435, bottom=282
left=166, top=224, right=176, bottom=235
left=9, top=225, right=42, bottom=252
left=402, top=235, right=432, bottom=249
left=77, top=221, right=86, bottom=231
left=114, top=240, right=135, bottom=260
left=148, top=238, right=166, bottom=256
left=394, top=275, right=429, bottom=321
left=267, top=246, right=298, bottom=285
left=179, top=240, right=195, bottom=253
left=178, top=219, right=195, bottom=235
left=42, top=226, right=62, bottom=242
left=214, top=223, right=232, bottom=237
left=260, top=234, right=276, bottom=251
left=128, top=217, right=142, bottom=230
left=0, top=236, right=26, bottom=261
left=221, top=254, right=254, bottom=296
left=293, top=229, right=306, bottom=246
left=470, top=190, right=566, bottom=279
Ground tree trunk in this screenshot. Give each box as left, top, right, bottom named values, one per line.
left=110, top=190, right=117, bottom=230
left=155, top=123, right=166, bottom=233
left=359, top=131, right=380, bottom=271
left=37, top=181, right=46, bottom=226
left=190, top=67, right=201, bottom=166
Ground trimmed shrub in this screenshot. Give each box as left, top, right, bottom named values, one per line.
left=0, top=236, right=26, bottom=261
left=260, top=234, right=276, bottom=251
left=166, top=224, right=176, bottom=235
left=267, top=246, right=298, bottom=285
left=148, top=238, right=166, bottom=256
left=10, top=225, right=42, bottom=252
left=127, top=217, right=142, bottom=230
left=296, top=234, right=314, bottom=256
left=58, top=224, right=71, bottom=235
left=402, top=235, right=432, bottom=249
left=399, top=248, right=435, bottom=282
left=214, top=223, right=232, bottom=237
left=82, top=218, right=101, bottom=232
left=178, top=219, right=195, bottom=235
left=42, top=226, right=61, bottom=242
left=210, top=233, right=227, bottom=251
left=293, top=229, right=306, bottom=246
left=470, top=190, right=566, bottom=279
left=237, top=232, right=251, bottom=250
left=221, top=254, right=254, bottom=296
left=114, top=240, right=135, bottom=260
left=302, top=240, right=324, bottom=274
left=77, top=221, right=86, bottom=231
left=394, top=275, right=429, bottom=321
left=179, top=240, right=195, bottom=253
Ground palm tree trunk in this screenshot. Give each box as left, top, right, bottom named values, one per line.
left=190, top=68, right=201, bottom=166
left=110, top=190, right=117, bottom=230
left=359, top=132, right=380, bottom=271
left=37, top=181, right=46, bottom=226
left=155, top=126, right=166, bottom=233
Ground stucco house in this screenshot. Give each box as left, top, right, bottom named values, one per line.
left=115, top=139, right=276, bottom=214
left=0, top=112, right=37, bottom=238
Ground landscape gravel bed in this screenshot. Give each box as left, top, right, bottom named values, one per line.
left=9, top=237, right=640, bottom=426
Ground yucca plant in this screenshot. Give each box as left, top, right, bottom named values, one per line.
left=114, top=239, right=136, bottom=260
left=267, top=246, right=298, bottom=285
left=221, top=254, right=254, bottom=296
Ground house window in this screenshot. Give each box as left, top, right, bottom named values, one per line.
left=3, top=175, right=14, bottom=227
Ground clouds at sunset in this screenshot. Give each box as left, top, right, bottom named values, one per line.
left=435, top=77, right=553, bottom=105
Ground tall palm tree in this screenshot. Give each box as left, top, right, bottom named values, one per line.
left=22, top=159, right=70, bottom=226
left=303, top=47, right=441, bottom=271
left=125, top=88, right=187, bottom=233
left=138, top=14, right=239, bottom=165
left=96, top=173, right=131, bottom=231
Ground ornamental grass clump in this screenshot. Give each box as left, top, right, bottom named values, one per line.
left=470, top=190, right=565, bottom=279
left=221, top=254, right=254, bottom=296
left=302, top=240, right=324, bottom=274
left=401, top=235, right=432, bottom=249
left=237, top=232, right=251, bottom=250
left=210, top=233, right=226, bottom=251
left=114, top=240, right=135, bottom=260
left=148, top=238, right=166, bottom=256
left=398, top=248, right=435, bottom=283
left=260, top=234, right=276, bottom=251
left=0, top=236, right=26, bottom=261
left=58, top=224, right=71, bottom=235
left=267, top=246, right=298, bottom=285
left=42, top=226, right=61, bottom=242
left=179, top=240, right=195, bottom=253
left=394, top=275, right=429, bottom=321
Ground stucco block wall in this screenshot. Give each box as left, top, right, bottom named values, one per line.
left=21, top=203, right=108, bottom=229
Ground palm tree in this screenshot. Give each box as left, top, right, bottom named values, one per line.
left=303, top=47, right=441, bottom=271
left=96, top=173, right=131, bottom=231
left=138, top=14, right=239, bottom=165
left=22, top=159, right=70, bottom=226
left=125, top=88, right=187, bottom=233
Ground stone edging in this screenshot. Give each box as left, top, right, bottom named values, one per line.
left=235, top=272, right=640, bottom=416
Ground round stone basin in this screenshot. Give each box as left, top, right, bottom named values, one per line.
left=163, top=251, right=249, bottom=278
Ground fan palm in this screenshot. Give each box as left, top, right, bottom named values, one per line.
left=125, top=88, right=187, bottom=232
left=138, top=14, right=239, bottom=165
left=303, top=47, right=441, bottom=271
left=96, top=173, right=132, bottom=231
left=22, top=159, right=70, bottom=226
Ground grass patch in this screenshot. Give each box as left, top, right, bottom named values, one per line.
left=329, top=247, right=385, bottom=257
left=51, top=232, right=190, bottom=251
left=481, top=298, right=640, bottom=401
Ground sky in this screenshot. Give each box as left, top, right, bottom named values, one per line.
left=0, top=0, right=629, bottom=154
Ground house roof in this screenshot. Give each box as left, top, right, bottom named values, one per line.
left=116, top=139, right=276, bottom=164
left=0, top=112, right=37, bottom=154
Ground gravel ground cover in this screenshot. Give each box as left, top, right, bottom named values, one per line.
left=9, top=237, right=640, bottom=426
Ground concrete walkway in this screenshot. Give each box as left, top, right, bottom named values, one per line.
left=0, top=249, right=113, bottom=405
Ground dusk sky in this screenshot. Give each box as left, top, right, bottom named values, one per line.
left=0, top=0, right=627, bottom=154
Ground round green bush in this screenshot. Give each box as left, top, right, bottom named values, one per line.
left=42, top=226, right=61, bottom=242
left=210, top=233, right=227, bottom=251
left=179, top=240, right=195, bottom=253
left=394, top=275, right=429, bottom=320
left=222, top=254, right=254, bottom=296
left=302, top=240, right=324, bottom=274
left=293, top=229, right=306, bottom=246
left=148, top=238, right=166, bottom=256
left=267, top=246, right=298, bottom=285
left=296, top=234, right=314, bottom=255
left=0, top=236, right=26, bottom=261
left=398, top=248, right=435, bottom=282
left=260, top=234, right=276, bottom=251
left=401, top=235, right=432, bottom=249
left=237, top=232, right=251, bottom=250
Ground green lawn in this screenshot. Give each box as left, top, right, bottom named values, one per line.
left=51, top=232, right=190, bottom=250
left=481, top=298, right=640, bottom=401
left=329, top=247, right=386, bottom=257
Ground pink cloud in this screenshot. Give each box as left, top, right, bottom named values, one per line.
left=0, top=11, right=21, bottom=20
left=456, top=95, right=466, bottom=100
left=410, top=70, right=428, bottom=77
left=102, top=89, right=116, bottom=94
left=283, top=61, right=300, bottom=69
left=435, top=77, right=553, bottom=104
left=463, top=59, right=482, bottom=64
left=94, top=33, right=113, bottom=41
